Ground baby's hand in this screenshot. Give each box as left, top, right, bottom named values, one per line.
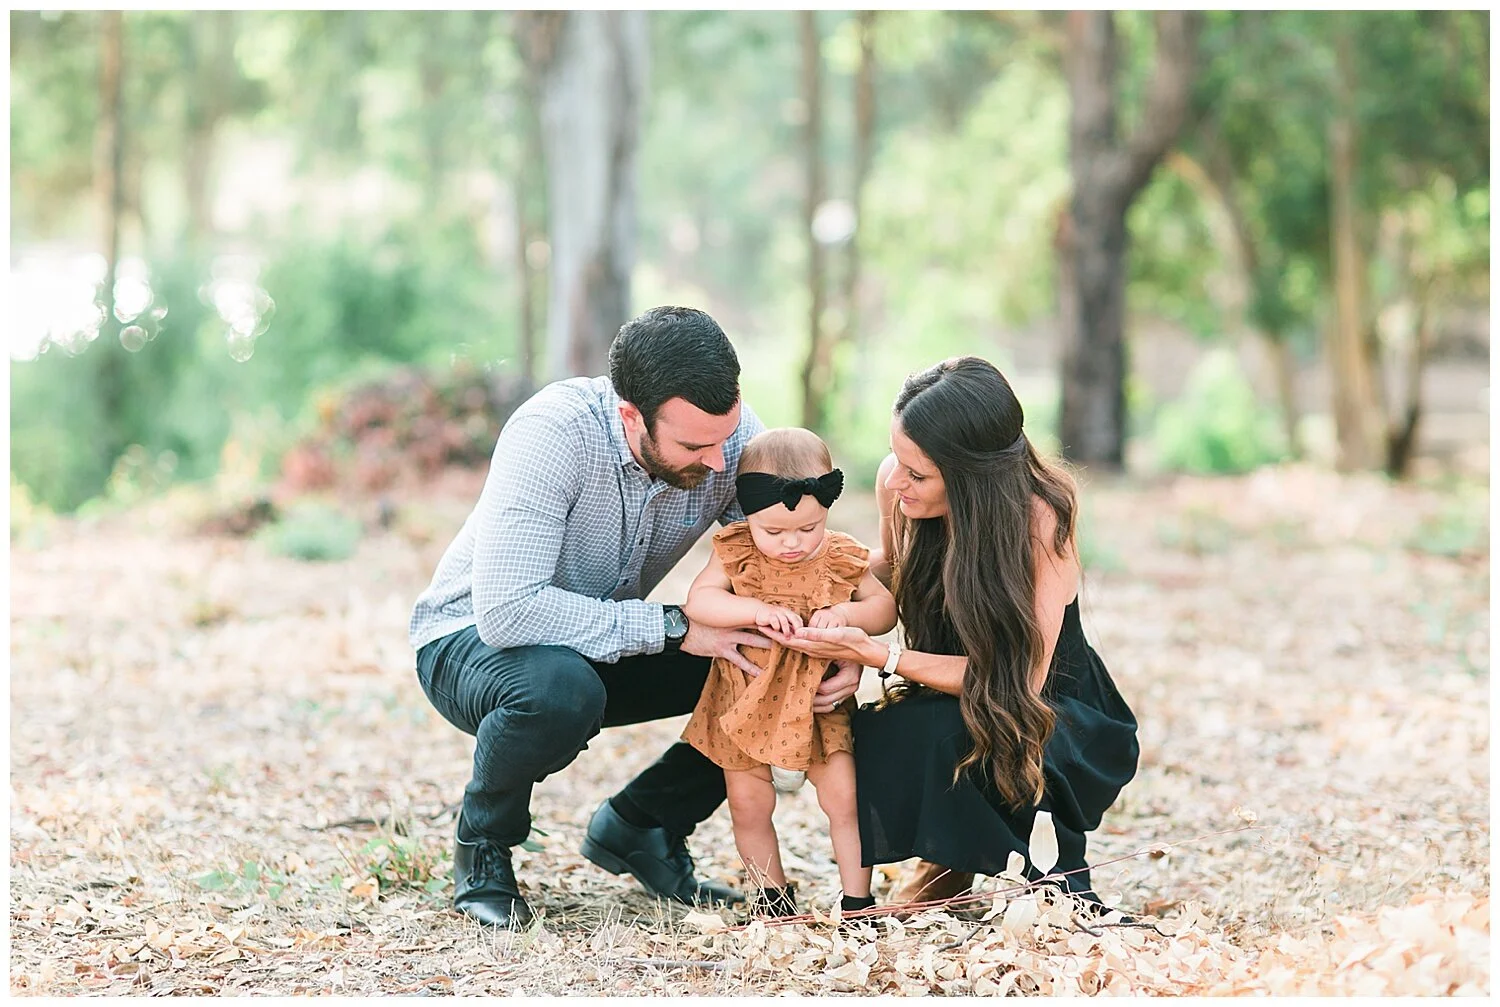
left=756, top=605, right=804, bottom=636
left=808, top=605, right=848, bottom=629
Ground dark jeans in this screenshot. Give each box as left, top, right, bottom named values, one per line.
left=415, top=625, right=725, bottom=847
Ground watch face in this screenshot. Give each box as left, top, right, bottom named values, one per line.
left=665, top=606, right=688, bottom=639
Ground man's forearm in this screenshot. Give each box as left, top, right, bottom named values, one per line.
left=475, top=587, right=663, bottom=664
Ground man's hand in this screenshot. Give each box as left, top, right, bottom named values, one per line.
left=681, top=621, right=771, bottom=677
left=811, top=658, right=862, bottom=714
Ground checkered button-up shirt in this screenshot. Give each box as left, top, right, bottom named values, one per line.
left=409, top=375, right=765, bottom=663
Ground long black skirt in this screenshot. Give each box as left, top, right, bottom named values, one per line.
left=852, top=600, right=1138, bottom=896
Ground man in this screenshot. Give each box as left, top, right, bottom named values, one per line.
left=409, top=306, right=862, bottom=928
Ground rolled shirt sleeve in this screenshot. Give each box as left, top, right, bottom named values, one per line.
left=410, top=376, right=765, bottom=660
left=471, top=413, right=665, bottom=663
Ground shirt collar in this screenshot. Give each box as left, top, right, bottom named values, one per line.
left=600, top=380, right=643, bottom=472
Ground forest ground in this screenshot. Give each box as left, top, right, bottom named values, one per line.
left=10, top=465, right=1489, bottom=995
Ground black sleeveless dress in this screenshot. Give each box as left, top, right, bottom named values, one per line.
left=851, top=598, right=1138, bottom=897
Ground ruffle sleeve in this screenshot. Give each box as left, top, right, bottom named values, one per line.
left=712, top=522, right=763, bottom=594
left=818, top=531, right=871, bottom=604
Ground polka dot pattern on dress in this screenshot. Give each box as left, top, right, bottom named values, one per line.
left=681, top=523, right=869, bottom=771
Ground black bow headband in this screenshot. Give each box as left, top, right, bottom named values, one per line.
left=736, top=470, right=844, bottom=516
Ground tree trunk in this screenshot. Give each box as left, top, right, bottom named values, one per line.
left=93, top=10, right=127, bottom=472
left=1060, top=11, right=1199, bottom=469
left=1384, top=290, right=1429, bottom=479
left=1326, top=24, right=1385, bottom=471
left=526, top=11, right=647, bottom=380
left=182, top=11, right=233, bottom=249
left=798, top=10, right=829, bottom=431
left=509, top=12, right=550, bottom=387
left=1266, top=338, right=1301, bottom=460
left=419, top=14, right=449, bottom=214
left=838, top=10, right=878, bottom=422
left=1178, top=143, right=1304, bottom=458
left=511, top=176, right=538, bottom=386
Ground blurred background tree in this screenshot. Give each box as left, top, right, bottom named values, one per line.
left=9, top=10, right=1489, bottom=514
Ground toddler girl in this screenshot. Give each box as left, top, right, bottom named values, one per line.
left=682, top=427, right=897, bottom=918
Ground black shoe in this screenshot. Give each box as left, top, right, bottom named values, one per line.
left=580, top=800, right=744, bottom=906
left=837, top=893, right=877, bottom=932
left=453, top=827, right=533, bottom=929
left=751, top=883, right=799, bottom=918
left=1041, top=879, right=1138, bottom=925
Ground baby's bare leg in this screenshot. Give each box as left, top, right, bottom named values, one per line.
left=806, top=751, right=871, bottom=898
left=724, top=766, right=785, bottom=889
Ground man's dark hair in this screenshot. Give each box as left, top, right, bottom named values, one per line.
left=609, top=306, right=741, bottom=431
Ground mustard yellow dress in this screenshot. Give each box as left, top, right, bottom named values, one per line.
left=682, top=523, right=869, bottom=772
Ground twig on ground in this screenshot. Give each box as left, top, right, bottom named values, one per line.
left=937, top=920, right=990, bottom=952
left=608, top=957, right=730, bottom=972
left=304, top=803, right=458, bottom=832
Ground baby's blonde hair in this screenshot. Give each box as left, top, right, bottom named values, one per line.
left=739, top=427, right=833, bottom=481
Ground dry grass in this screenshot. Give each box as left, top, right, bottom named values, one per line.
left=10, top=465, right=1488, bottom=995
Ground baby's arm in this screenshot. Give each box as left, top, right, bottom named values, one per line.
left=809, top=570, right=898, bottom=634
left=685, top=552, right=804, bottom=634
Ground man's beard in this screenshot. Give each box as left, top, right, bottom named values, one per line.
left=639, top=428, right=711, bottom=490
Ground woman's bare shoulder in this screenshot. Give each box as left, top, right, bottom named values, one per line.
left=1029, top=495, right=1071, bottom=558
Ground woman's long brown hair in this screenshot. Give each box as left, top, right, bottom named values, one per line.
left=889, top=357, right=1077, bottom=809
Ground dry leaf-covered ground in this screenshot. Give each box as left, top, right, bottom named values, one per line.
left=10, top=465, right=1489, bottom=995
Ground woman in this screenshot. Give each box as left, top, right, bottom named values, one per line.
left=770, top=356, right=1139, bottom=909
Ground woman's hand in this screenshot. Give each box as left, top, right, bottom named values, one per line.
left=764, top=623, right=885, bottom=668
left=755, top=605, right=804, bottom=636
left=807, top=604, right=848, bottom=629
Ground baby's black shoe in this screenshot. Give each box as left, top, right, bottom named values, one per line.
left=751, top=883, right=799, bottom=918
left=838, top=893, right=877, bottom=932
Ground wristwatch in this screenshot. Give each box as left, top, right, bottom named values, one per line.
left=663, top=605, right=689, bottom=653
left=878, top=638, right=903, bottom=679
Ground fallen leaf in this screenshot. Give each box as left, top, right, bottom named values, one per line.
left=680, top=910, right=727, bottom=934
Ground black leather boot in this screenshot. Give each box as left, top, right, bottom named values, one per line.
left=453, top=824, right=533, bottom=929
left=581, top=800, right=744, bottom=906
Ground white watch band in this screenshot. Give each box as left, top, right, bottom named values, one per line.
left=879, top=638, right=903, bottom=679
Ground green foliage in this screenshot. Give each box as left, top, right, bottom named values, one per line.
left=350, top=834, right=451, bottom=894
left=1155, top=503, right=1235, bottom=556
left=1401, top=177, right=1490, bottom=300
left=1127, top=170, right=1230, bottom=340
left=10, top=476, right=56, bottom=547
left=1186, top=10, right=1489, bottom=365
left=9, top=9, right=1490, bottom=504
left=864, top=52, right=1069, bottom=334
left=1406, top=494, right=1488, bottom=559
left=10, top=226, right=519, bottom=512
left=10, top=351, right=111, bottom=513
left=257, top=504, right=363, bottom=562
left=196, top=859, right=291, bottom=901
left=1077, top=525, right=1126, bottom=575
left=1152, top=350, right=1287, bottom=474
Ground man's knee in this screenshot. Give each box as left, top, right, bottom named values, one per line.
left=513, top=646, right=607, bottom=736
